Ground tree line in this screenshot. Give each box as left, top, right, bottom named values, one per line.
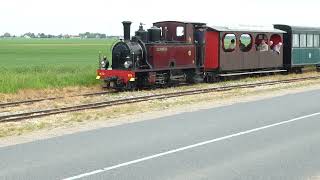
left=0, top=32, right=120, bottom=39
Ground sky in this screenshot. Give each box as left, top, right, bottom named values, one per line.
left=1, top=0, right=319, bottom=36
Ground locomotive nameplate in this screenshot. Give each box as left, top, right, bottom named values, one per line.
left=156, top=47, right=168, bottom=52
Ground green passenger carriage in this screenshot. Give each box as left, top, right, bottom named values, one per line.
left=274, top=25, right=320, bottom=72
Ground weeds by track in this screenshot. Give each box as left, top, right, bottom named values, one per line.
left=0, top=91, right=112, bottom=109
left=1, top=75, right=319, bottom=123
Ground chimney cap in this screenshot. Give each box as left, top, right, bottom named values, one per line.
left=122, top=21, right=132, bottom=24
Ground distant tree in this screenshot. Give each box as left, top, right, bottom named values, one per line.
left=78, top=32, right=107, bottom=39
left=47, top=34, right=55, bottom=38
left=37, top=33, right=47, bottom=38
left=31, top=33, right=36, bottom=38
left=84, top=32, right=91, bottom=38
left=3, top=32, right=11, bottom=37
left=100, top=34, right=106, bottom=38
left=23, top=32, right=36, bottom=38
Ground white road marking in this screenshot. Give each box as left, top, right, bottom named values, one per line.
left=62, top=112, right=320, bottom=180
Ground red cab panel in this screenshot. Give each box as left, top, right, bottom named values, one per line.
left=204, top=31, right=219, bottom=70
left=147, top=44, right=196, bottom=69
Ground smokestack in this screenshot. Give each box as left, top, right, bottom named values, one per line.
left=122, top=21, right=132, bottom=41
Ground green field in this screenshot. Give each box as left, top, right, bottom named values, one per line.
left=0, top=38, right=115, bottom=93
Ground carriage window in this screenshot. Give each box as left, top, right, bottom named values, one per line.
left=239, top=34, right=252, bottom=52
left=314, top=35, right=320, bottom=47
left=176, top=26, right=184, bottom=37
left=307, top=34, right=313, bottom=47
left=300, top=34, right=307, bottom=47
left=255, top=34, right=268, bottom=51
left=223, top=34, right=236, bottom=52
left=270, top=34, right=283, bottom=54
left=292, top=34, right=299, bottom=47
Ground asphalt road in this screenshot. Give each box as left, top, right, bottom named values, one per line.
left=1, top=89, right=320, bottom=180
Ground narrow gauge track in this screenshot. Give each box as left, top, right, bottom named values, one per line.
left=0, top=91, right=112, bottom=109
left=1, top=76, right=320, bottom=123
left=0, top=85, right=192, bottom=109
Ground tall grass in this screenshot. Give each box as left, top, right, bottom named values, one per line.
left=0, top=38, right=114, bottom=93
left=0, top=65, right=98, bottom=93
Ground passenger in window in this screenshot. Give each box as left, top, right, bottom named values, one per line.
left=228, top=39, right=236, bottom=50
left=272, top=42, right=283, bottom=55
left=269, top=41, right=274, bottom=49
left=258, top=40, right=269, bottom=51
left=239, top=40, right=246, bottom=51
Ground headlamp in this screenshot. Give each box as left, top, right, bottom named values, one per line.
left=124, top=61, right=132, bottom=69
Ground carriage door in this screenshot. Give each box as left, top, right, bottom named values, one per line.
left=195, top=28, right=206, bottom=67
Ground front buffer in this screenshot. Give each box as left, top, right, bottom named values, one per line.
left=96, top=69, right=136, bottom=90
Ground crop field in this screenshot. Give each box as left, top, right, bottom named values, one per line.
left=0, top=38, right=115, bottom=93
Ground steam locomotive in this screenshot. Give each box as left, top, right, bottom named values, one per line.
left=96, top=21, right=320, bottom=90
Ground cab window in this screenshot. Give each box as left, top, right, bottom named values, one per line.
left=176, top=26, right=184, bottom=37
left=160, top=27, right=163, bottom=37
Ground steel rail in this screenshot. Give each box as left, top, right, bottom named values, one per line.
left=0, top=91, right=111, bottom=109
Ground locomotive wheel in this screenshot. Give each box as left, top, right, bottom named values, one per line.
left=295, top=68, right=303, bottom=74
left=100, top=83, right=109, bottom=89
left=186, top=71, right=196, bottom=84
left=291, top=67, right=302, bottom=74
left=205, top=74, right=219, bottom=83
left=126, top=82, right=137, bottom=91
